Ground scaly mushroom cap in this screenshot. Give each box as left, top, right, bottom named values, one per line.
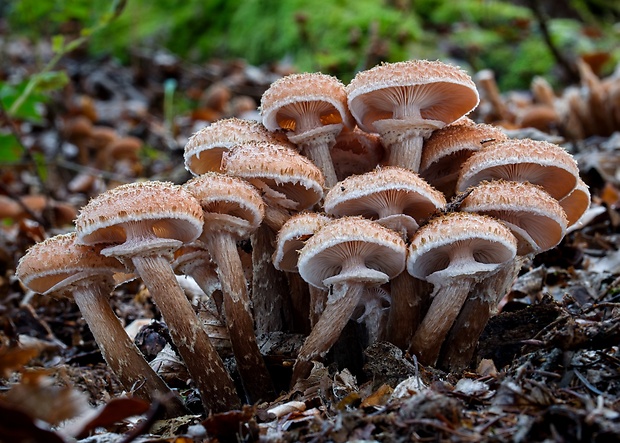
left=559, top=178, right=591, bottom=228
left=420, top=122, right=507, bottom=196
left=407, top=212, right=517, bottom=285
left=298, top=217, right=406, bottom=290
left=460, top=180, right=568, bottom=255
left=75, top=181, right=204, bottom=254
left=184, top=172, right=265, bottom=239
left=260, top=72, right=354, bottom=134
left=184, top=118, right=293, bottom=175
left=16, top=232, right=127, bottom=298
left=346, top=60, right=479, bottom=133
left=222, top=140, right=325, bottom=210
left=324, top=166, right=446, bottom=238
left=456, top=138, right=580, bottom=200
left=273, top=212, right=332, bottom=272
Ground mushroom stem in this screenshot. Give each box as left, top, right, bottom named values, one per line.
left=131, top=254, right=240, bottom=412
left=375, top=119, right=441, bottom=172
left=292, top=126, right=341, bottom=189
left=290, top=281, right=365, bottom=386
left=72, top=282, right=187, bottom=417
left=408, top=275, right=476, bottom=366
left=202, top=232, right=276, bottom=403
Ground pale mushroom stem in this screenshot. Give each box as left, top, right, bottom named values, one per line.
left=290, top=281, right=365, bottom=386
left=438, top=258, right=523, bottom=371
left=299, top=134, right=339, bottom=189
left=189, top=270, right=224, bottom=315
left=131, top=254, right=241, bottom=412
left=385, top=129, right=428, bottom=172
left=72, top=282, right=187, bottom=417
left=385, top=272, right=432, bottom=350
left=408, top=276, right=476, bottom=366
left=202, top=232, right=276, bottom=403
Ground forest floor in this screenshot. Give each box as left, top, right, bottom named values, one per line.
left=1, top=37, right=619, bottom=443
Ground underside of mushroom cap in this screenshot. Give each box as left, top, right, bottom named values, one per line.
left=184, top=172, right=265, bottom=239
left=261, top=72, right=354, bottom=132
left=407, top=212, right=517, bottom=284
left=75, top=181, right=204, bottom=248
left=346, top=60, right=479, bottom=133
left=273, top=212, right=332, bottom=272
left=560, top=178, right=591, bottom=228
left=16, top=232, right=127, bottom=297
left=298, top=217, right=406, bottom=290
left=456, top=138, right=580, bottom=200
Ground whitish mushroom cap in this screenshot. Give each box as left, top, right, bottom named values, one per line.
left=456, top=138, right=580, bottom=200
left=298, top=217, right=407, bottom=290
left=76, top=181, right=204, bottom=246
left=559, top=178, right=591, bottom=228
left=16, top=232, right=127, bottom=297
left=260, top=72, right=354, bottom=132
left=407, top=212, right=517, bottom=284
left=184, top=172, right=265, bottom=239
left=420, top=122, right=507, bottom=181
left=222, top=140, right=325, bottom=210
left=273, top=212, right=332, bottom=272
left=184, top=118, right=293, bottom=175
left=460, top=180, right=568, bottom=255
left=346, top=60, right=479, bottom=133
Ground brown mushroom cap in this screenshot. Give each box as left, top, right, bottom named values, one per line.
left=346, top=60, right=479, bottom=133
left=75, top=181, right=204, bottom=255
left=184, top=118, right=293, bottom=175
left=17, top=232, right=126, bottom=297
left=407, top=212, right=517, bottom=284
left=420, top=122, right=508, bottom=196
left=323, top=166, right=446, bottom=239
left=273, top=212, right=332, bottom=272
left=261, top=72, right=354, bottom=134
left=559, top=178, right=591, bottom=228
left=460, top=180, right=568, bottom=255
left=456, top=138, right=580, bottom=200
left=222, top=140, right=325, bottom=210
left=298, top=217, right=406, bottom=290
left=184, top=172, right=265, bottom=239
left=331, top=126, right=385, bottom=180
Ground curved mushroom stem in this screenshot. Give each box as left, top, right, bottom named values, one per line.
left=385, top=272, right=432, bottom=350
left=72, top=282, right=187, bottom=417
left=202, top=232, right=276, bottom=404
left=131, top=255, right=241, bottom=413
left=289, top=123, right=341, bottom=189
left=290, top=281, right=365, bottom=386
left=408, top=275, right=476, bottom=366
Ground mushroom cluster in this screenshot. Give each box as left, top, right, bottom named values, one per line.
left=16, top=59, right=590, bottom=415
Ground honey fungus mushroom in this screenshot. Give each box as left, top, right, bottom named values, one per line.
left=346, top=60, right=479, bottom=172
left=407, top=212, right=517, bottom=366
left=261, top=72, right=354, bottom=188
left=75, top=181, right=240, bottom=413
left=291, top=217, right=406, bottom=385
left=16, top=232, right=187, bottom=417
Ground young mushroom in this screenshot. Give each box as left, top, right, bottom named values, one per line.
left=184, top=172, right=275, bottom=404
left=75, top=181, right=240, bottom=413
left=16, top=232, right=187, bottom=417
left=260, top=72, right=354, bottom=188
left=407, top=212, right=517, bottom=366
left=346, top=60, right=479, bottom=172
left=291, top=216, right=407, bottom=385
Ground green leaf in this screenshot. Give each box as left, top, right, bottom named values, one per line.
left=52, top=35, right=65, bottom=53
left=0, top=133, right=24, bottom=163
left=0, top=81, right=46, bottom=123
left=32, top=71, right=69, bottom=93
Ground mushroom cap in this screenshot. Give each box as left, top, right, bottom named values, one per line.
left=184, top=118, right=293, bottom=175
left=75, top=181, right=204, bottom=248
left=273, top=212, right=332, bottom=272
left=559, top=178, right=591, bottom=228
left=222, top=140, right=325, bottom=210
left=420, top=122, right=507, bottom=195
left=298, top=217, right=407, bottom=290
left=331, top=126, right=385, bottom=180
left=460, top=180, right=568, bottom=255
left=260, top=72, right=354, bottom=133
left=184, top=172, right=265, bottom=239
left=407, top=212, right=517, bottom=284
left=456, top=138, right=580, bottom=200
left=323, top=166, right=446, bottom=238
left=16, top=232, right=127, bottom=298
left=346, top=60, right=479, bottom=133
